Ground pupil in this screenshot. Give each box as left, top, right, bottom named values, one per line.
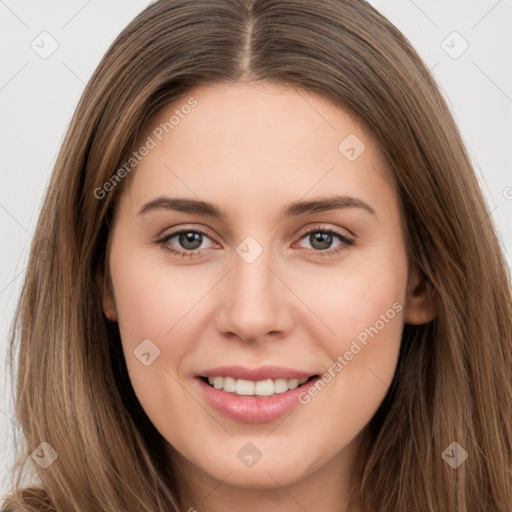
left=311, top=232, right=332, bottom=250
left=180, top=232, right=202, bottom=250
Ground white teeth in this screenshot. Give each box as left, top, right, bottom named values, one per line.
left=235, top=379, right=254, bottom=395
left=288, top=378, right=299, bottom=390
left=273, top=378, right=289, bottom=394
left=254, top=380, right=274, bottom=396
left=205, top=376, right=311, bottom=396
left=223, top=376, right=236, bottom=392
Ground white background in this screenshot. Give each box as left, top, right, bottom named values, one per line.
left=1, top=0, right=511, bottom=499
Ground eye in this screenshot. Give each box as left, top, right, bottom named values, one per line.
left=295, top=226, right=354, bottom=257
left=155, top=224, right=355, bottom=260
left=156, top=227, right=216, bottom=259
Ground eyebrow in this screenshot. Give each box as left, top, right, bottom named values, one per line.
left=138, top=195, right=376, bottom=218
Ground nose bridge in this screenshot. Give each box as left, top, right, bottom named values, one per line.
left=216, top=235, right=291, bottom=340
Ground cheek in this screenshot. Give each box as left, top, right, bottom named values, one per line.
left=110, top=245, right=209, bottom=341
left=109, top=256, right=207, bottom=443
left=288, top=245, right=407, bottom=422
left=108, top=248, right=202, bottom=395
left=289, top=243, right=407, bottom=353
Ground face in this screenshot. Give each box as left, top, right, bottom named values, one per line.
left=101, top=81, right=434, bottom=498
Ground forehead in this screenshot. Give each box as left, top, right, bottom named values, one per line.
left=118, top=81, right=396, bottom=218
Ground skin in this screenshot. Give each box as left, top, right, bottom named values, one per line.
left=100, top=81, right=436, bottom=512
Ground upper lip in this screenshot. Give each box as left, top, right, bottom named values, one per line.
left=199, top=365, right=317, bottom=381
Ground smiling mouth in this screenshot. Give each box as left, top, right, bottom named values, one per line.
left=200, top=375, right=319, bottom=397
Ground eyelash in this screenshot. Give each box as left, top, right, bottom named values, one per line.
left=155, top=225, right=355, bottom=260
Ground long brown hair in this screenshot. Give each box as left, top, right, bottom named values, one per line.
left=4, top=1, right=512, bottom=510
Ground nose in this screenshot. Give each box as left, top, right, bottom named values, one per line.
left=215, top=244, right=294, bottom=343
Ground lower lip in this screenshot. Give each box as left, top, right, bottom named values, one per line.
left=197, top=377, right=319, bottom=423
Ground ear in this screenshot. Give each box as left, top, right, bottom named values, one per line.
left=404, top=264, right=437, bottom=325
left=97, top=265, right=118, bottom=322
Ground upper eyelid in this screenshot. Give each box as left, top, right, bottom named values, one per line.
left=296, top=223, right=354, bottom=240
left=158, top=226, right=217, bottom=246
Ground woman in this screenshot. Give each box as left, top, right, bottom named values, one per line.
left=4, top=0, right=512, bottom=511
